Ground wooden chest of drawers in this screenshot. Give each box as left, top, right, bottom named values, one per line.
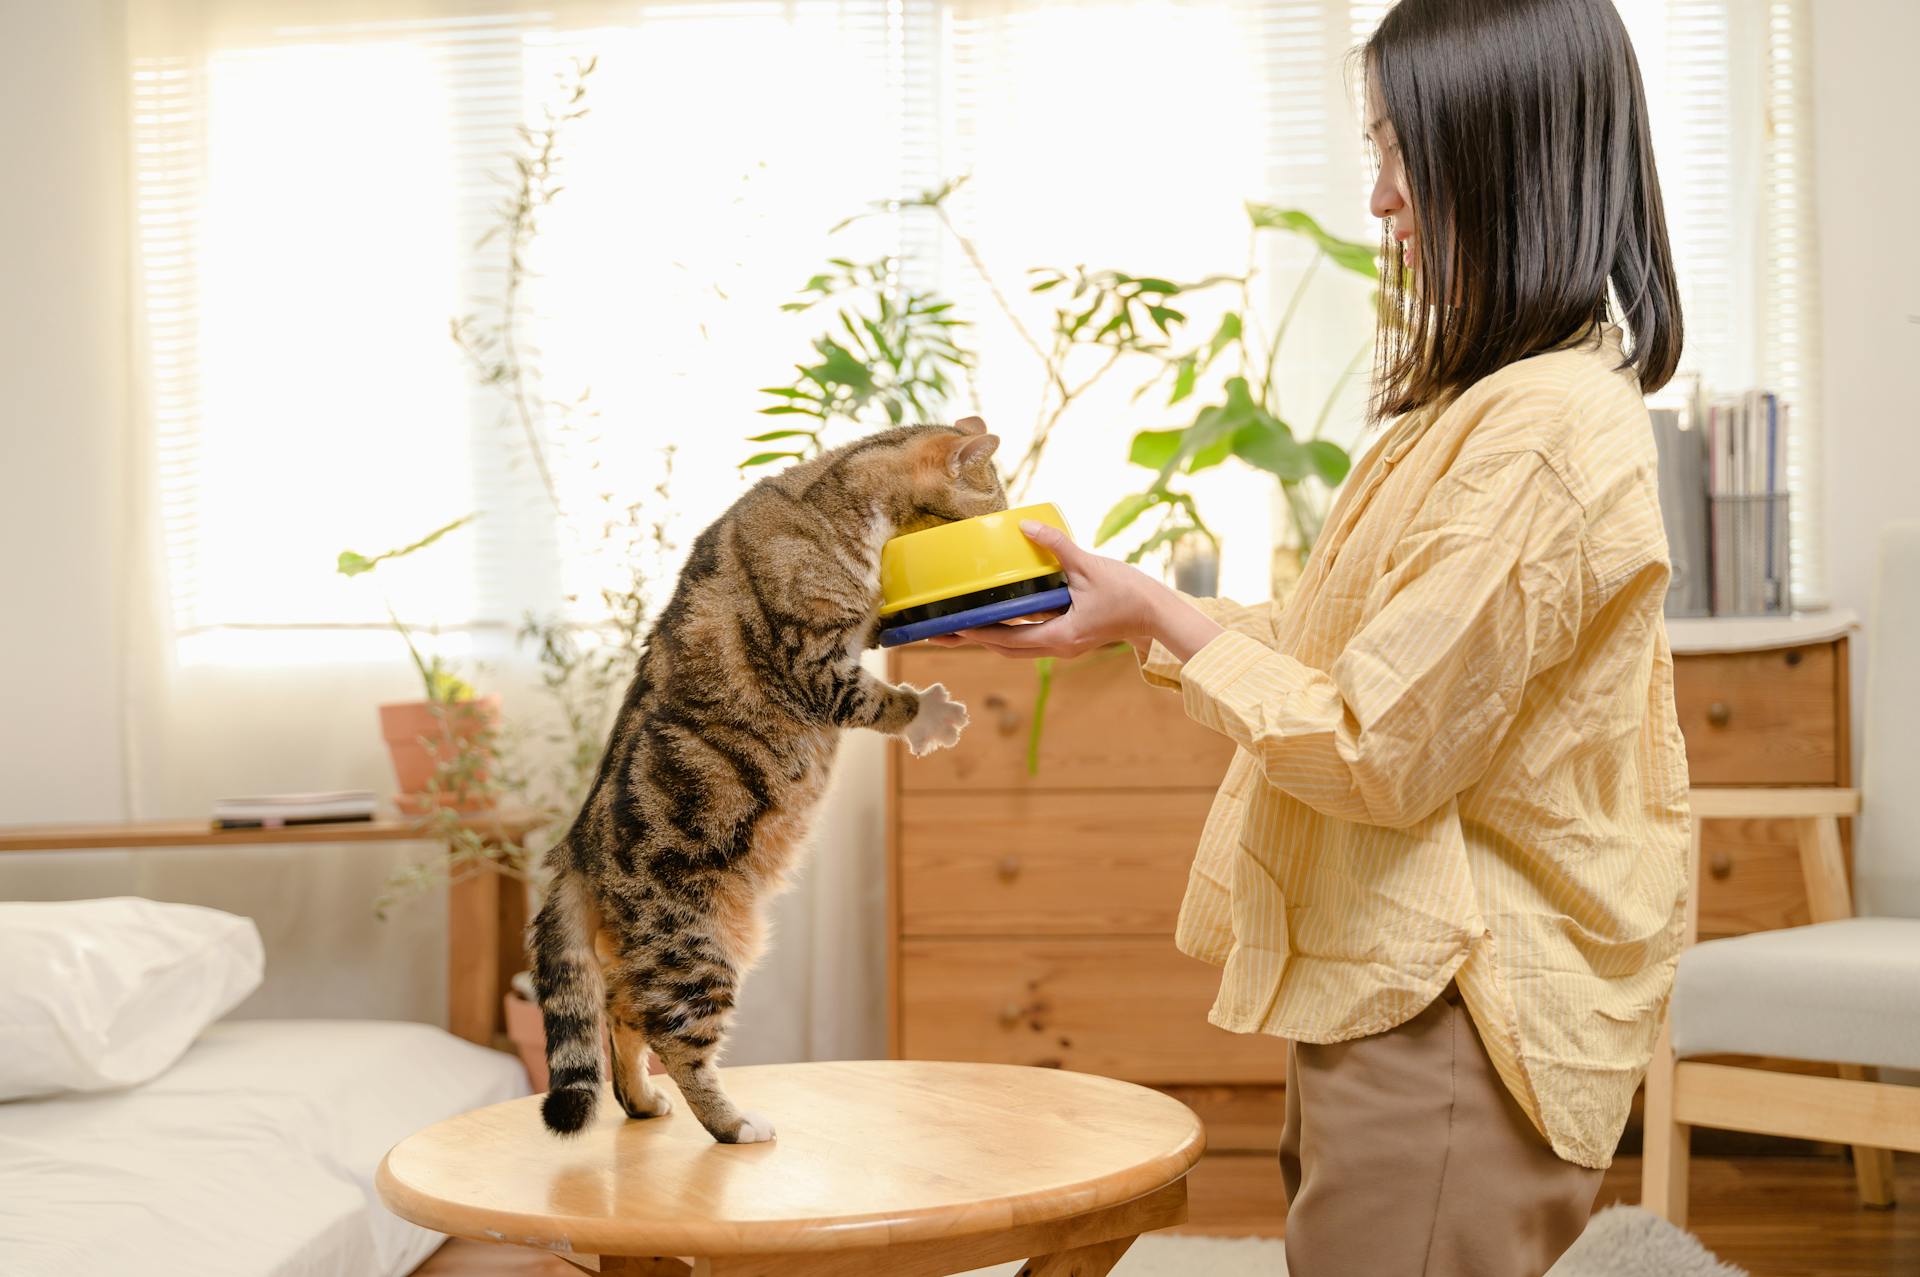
left=886, top=645, right=1282, bottom=1233
left=887, top=630, right=1852, bottom=1234
left=1676, top=638, right=1853, bottom=938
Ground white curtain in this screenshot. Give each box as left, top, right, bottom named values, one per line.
left=91, top=0, right=1820, bottom=1057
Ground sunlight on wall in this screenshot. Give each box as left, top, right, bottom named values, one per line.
left=196, top=43, right=474, bottom=636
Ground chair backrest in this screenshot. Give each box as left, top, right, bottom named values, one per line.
left=1858, top=521, right=1920, bottom=919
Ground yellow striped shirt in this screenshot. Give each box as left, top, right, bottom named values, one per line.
left=1142, top=326, right=1691, bottom=1168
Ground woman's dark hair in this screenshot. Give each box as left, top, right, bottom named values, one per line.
left=1364, top=0, right=1682, bottom=420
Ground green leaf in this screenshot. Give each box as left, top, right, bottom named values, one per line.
left=757, top=404, right=822, bottom=417
left=758, top=386, right=808, bottom=398
left=1096, top=491, right=1163, bottom=545
left=1220, top=375, right=1262, bottom=427
left=336, top=513, right=477, bottom=578
left=814, top=339, right=876, bottom=393
left=1132, top=277, right=1181, bottom=294
left=1128, top=428, right=1186, bottom=470
left=1148, top=402, right=1224, bottom=489
left=1305, top=439, right=1352, bottom=485
left=1026, top=657, right=1055, bottom=776
left=1230, top=417, right=1310, bottom=480
left=1030, top=277, right=1062, bottom=293
left=1245, top=203, right=1379, bottom=277
left=1186, top=430, right=1236, bottom=473
left=1169, top=354, right=1198, bottom=405
left=739, top=451, right=804, bottom=469
left=1126, top=521, right=1204, bottom=565
left=1205, top=312, right=1243, bottom=366
left=1146, top=305, right=1185, bottom=334
left=746, top=429, right=814, bottom=442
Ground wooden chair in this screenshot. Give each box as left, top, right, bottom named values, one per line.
left=1645, top=524, right=1920, bottom=1227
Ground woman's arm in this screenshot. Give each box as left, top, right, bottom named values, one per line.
left=961, top=451, right=1585, bottom=829
left=1136, top=593, right=1274, bottom=689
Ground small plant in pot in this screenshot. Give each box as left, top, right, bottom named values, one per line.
left=337, top=515, right=501, bottom=816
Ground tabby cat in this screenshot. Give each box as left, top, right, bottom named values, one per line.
left=531, top=419, right=1006, bottom=1143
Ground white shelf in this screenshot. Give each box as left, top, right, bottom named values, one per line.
left=1665, top=609, right=1858, bottom=655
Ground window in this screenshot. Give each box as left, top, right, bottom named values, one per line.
left=128, top=0, right=1827, bottom=658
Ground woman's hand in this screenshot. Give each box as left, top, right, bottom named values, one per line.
left=929, top=521, right=1224, bottom=661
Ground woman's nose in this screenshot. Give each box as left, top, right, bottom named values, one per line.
left=1369, top=165, right=1401, bottom=222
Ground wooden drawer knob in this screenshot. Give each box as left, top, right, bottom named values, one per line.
left=997, top=855, right=1022, bottom=881
left=1706, top=700, right=1732, bottom=728
left=1709, top=850, right=1733, bottom=879
left=982, top=693, right=1024, bottom=736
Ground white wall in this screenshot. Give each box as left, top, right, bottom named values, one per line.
left=1811, top=0, right=1920, bottom=774
left=0, top=0, right=130, bottom=823
left=0, top=2, right=451, bottom=1029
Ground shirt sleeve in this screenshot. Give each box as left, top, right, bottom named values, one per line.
left=1175, top=450, right=1585, bottom=829
left=1138, top=595, right=1276, bottom=689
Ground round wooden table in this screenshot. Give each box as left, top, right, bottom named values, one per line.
left=378, top=1059, right=1204, bottom=1277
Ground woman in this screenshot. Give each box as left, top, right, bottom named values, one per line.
left=944, top=1, right=1691, bottom=1272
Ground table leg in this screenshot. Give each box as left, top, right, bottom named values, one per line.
left=447, top=850, right=530, bottom=1047
left=1017, top=1234, right=1137, bottom=1276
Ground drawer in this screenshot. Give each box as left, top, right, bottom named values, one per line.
left=897, top=938, right=1286, bottom=1085
left=1178, top=1153, right=1287, bottom=1237
left=892, top=646, right=1234, bottom=791
left=1697, top=817, right=1842, bottom=938
left=1673, top=644, right=1840, bottom=785
left=897, top=790, right=1213, bottom=935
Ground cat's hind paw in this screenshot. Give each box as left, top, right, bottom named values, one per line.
left=621, top=1090, right=673, bottom=1119
left=727, top=1110, right=777, bottom=1144
left=904, top=682, right=968, bottom=757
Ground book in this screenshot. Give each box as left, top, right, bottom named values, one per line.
left=1651, top=407, right=1710, bottom=618
left=1702, top=389, right=1791, bottom=615
left=211, top=790, right=378, bottom=829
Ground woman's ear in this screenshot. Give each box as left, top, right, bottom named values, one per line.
left=948, top=432, right=1000, bottom=475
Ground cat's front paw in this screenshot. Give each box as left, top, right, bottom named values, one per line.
left=903, top=682, right=969, bottom=757
left=726, top=1110, right=777, bottom=1144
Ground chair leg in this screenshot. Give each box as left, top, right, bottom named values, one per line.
left=1836, top=1064, right=1897, bottom=1208
left=1641, top=1019, right=1691, bottom=1228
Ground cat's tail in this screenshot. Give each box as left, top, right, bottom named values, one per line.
left=529, top=866, right=604, bottom=1136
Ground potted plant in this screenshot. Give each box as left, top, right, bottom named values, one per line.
left=335, top=514, right=501, bottom=816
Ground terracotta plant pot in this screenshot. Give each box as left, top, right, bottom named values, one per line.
left=378, top=695, right=500, bottom=815
left=502, top=982, right=662, bottom=1094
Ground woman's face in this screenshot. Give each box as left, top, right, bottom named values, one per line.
left=1366, top=79, right=1417, bottom=274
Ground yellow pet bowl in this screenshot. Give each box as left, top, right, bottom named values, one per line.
left=877, top=502, right=1073, bottom=648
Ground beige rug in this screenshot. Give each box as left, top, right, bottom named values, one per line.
left=960, top=1205, right=1748, bottom=1276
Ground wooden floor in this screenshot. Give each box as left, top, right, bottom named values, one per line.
left=417, top=1151, right=1917, bottom=1277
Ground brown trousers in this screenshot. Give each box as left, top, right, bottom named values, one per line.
left=1279, top=984, right=1604, bottom=1277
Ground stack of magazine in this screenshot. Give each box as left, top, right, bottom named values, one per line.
left=1652, top=405, right=1710, bottom=617
left=212, top=790, right=377, bottom=830
left=1652, top=387, right=1792, bottom=618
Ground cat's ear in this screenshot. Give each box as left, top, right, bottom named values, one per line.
left=954, top=415, right=988, bottom=436
left=948, top=432, right=1000, bottom=476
